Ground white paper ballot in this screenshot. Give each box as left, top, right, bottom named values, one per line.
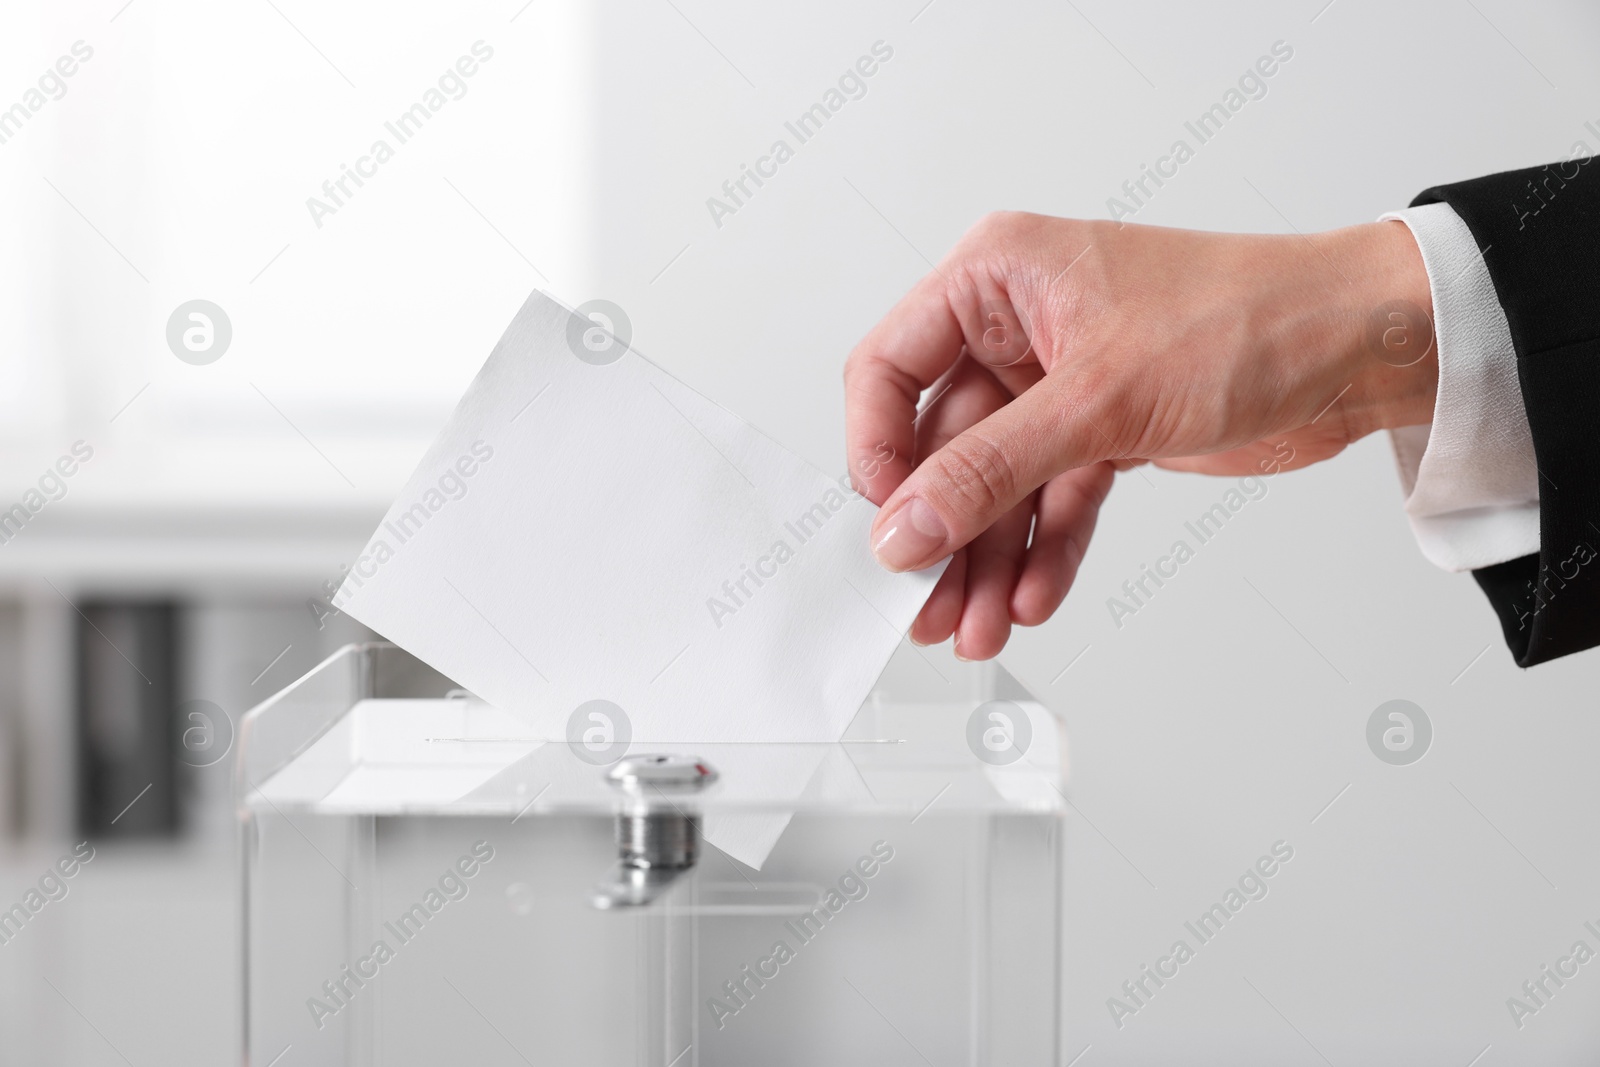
left=336, top=291, right=944, bottom=866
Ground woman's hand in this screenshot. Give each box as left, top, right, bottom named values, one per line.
left=843, top=212, right=1435, bottom=659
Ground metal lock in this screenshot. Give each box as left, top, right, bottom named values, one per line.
left=590, top=754, right=717, bottom=909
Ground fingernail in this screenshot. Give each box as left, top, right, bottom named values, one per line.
left=953, top=634, right=970, bottom=661
left=871, top=497, right=947, bottom=572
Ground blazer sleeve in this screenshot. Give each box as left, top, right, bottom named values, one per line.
left=1411, top=157, right=1600, bottom=666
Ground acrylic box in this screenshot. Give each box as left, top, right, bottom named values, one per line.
left=237, top=643, right=1066, bottom=1065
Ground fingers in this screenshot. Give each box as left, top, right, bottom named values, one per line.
left=1011, top=462, right=1114, bottom=626
left=910, top=548, right=966, bottom=645
left=843, top=271, right=967, bottom=506
left=912, top=456, right=1114, bottom=657
left=954, top=495, right=1035, bottom=659
left=910, top=359, right=1036, bottom=658
left=869, top=372, right=1114, bottom=573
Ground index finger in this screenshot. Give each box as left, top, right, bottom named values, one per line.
left=843, top=270, right=966, bottom=506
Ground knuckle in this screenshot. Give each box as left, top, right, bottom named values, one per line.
left=972, top=210, right=1011, bottom=235
left=840, top=346, right=880, bottom=391
left=969, top=210, right=1034, bottom=245
left=934, top=433, right=1019, bottom=519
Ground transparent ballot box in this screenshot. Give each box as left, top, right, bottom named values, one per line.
left=238, top=644, right=1066, bottom=1065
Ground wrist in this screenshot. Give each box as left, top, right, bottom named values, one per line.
left=1326, top=220, right=1439, bottom=436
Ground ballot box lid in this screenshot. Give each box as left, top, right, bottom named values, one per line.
left=237, top=643, right=1066, bottom=819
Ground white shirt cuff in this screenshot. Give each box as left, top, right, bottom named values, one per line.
left=1380, top=203, right=1540, bottom=573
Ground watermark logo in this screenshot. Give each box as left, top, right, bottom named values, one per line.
left=704, top=41, right=895, bottom=230
left=972, top=300, right=1032, bottom=368
left=505, top=882, right=536, bottom=916
left=1105, top=40, right=1294, bottom=224
left=166, top=300, right=232, bottom=365
left=1366, top=300, right=1434, bottom=368
left=0, top=440, right=94, bottom=548
left=306, top=841, right=494, bottom=1029
left=177, top=699, right=233, bottom=768
left=705, top=444, right=899, bottom=632
left=566, top=699, right=631, bottom=765
left=1512, top=132, right=1598, bottom=231
left=304, top=41, right=495, bottom=230
left=0, top=842, right=96, bottom=948
left=0, top=40, right=95, bottom=149
left=966, top=699, right=1032, bottom=766
left=1108, top=840, right=1294, bottom=1028
left=1510, top=539, right=1597, bottom=632
left=1506, top=919, right=1600, bottom=1029
left=1106, top=443, right=1295, bottom=630
left=566, top=299, right=631, bottom=365
left=310, top=441, right=496, bottom=628
left=1366, top=699, right=1431, bottom=766
left=708, top=840, right=895, bottom=1030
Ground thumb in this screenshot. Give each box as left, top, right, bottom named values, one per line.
left=870, top=375, right=1114, bottom=572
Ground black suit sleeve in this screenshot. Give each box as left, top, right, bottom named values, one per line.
left=1411, top=158, right=1600, bottom=666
